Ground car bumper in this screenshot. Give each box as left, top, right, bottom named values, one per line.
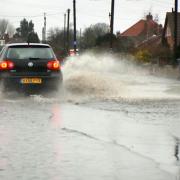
left=0, top=72, right=63, bottom=91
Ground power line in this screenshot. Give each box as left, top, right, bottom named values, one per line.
left=0, top=14, right=43, bottom=18
left=0, top=12, right=64, bottom=19
left=0, top=1, right=173, bottom=20
left=151, top=1, right=173, bottom=8
left=151, top=0, right=173, bottom=5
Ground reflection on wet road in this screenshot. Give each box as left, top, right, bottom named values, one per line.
left=0, top=96, right=179, bottom=180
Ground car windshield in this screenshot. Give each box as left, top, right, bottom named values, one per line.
left=6, top=47, right=54, bottom=59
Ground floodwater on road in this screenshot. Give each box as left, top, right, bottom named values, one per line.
left=0, top=53, right=180, bottom=180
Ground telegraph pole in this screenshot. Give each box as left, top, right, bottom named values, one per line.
left=44, top=13, right=47, bottom=42
left=109, top=12, right=111, bottom=33
left=64, top=13, right=67, bottom=53
left=73, top=0, right=77, bottom=54
left=110, top=0, right=115, bottom=49
left=42, top=27, right=44, bottom=42
left=174, top=0, right=178, bottom=65
left=79, top=28, right=82, bottom=50
left=67, top=9, right=70, bottom=55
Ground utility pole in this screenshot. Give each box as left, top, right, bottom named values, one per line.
left=64, top=13, right=67, bottom=53
left=79, top=28, right=82, bottom=50
left=73, top=0, right=77, bottom=54
left=110, top=0, right=115, bottom=49
left=44, top=13, right=47, bottom=43
left=109, top=12, right=111, bottom=33
left=67, top=9, right=70, bottom=55
left=42, top=27, right=45, bottom=43
left=174, top=0, right=178, bottom=65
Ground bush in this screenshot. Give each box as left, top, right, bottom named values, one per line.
left=135, top=49, right=152, bottom=63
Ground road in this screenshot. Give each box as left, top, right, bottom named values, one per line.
left=0, top=54, right=180, bottom=180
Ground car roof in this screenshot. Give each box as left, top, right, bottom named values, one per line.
left=5, top=43, right=51, bottom=48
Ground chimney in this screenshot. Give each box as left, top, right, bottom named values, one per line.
left=146, top=13, right=153, bottom=21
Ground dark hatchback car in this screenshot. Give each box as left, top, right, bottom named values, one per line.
left=0, top=43, right=63, bottom=93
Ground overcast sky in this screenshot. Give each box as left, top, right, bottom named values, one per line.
left=0, top=0, right=175, bottom=39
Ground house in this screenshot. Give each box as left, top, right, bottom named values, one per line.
left=136, top=35, right=162, bottom=50
left=120, top=13, right=163, bottom=46
left=0, top=33, right=10, bottom=44
left=0, top=33, right=24, bottom=45
left=162, top=12, right=180, bottom=50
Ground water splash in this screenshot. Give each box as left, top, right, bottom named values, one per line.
left=61, top=52, right=180, bottom=102
left=1, top=52, right=180, bottom=102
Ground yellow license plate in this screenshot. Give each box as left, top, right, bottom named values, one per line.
left=21, top=78, right=42, bottom=84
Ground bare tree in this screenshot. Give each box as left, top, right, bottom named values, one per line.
left=47, top=27, right=74, bottom=58
left=0, top=19, right=9, bottom=37
left=82, top=23, right=109, bottom=49
left=0, top=19, right=15, bottom=38
left=154, top=14, right=159, bottom=23
left=7, top=24, right=15, bottom=37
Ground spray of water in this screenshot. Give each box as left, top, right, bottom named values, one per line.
left=1, top=52, right=180, bottom=103
left=61, top=52, right=180, bottom=102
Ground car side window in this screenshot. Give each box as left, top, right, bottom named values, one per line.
left=0, top=47, right=6, bottom=60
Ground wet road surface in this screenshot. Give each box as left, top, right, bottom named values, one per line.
left=0, top=97, right=180, bottom=180
left=0, top=54, right=180, bottom=180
